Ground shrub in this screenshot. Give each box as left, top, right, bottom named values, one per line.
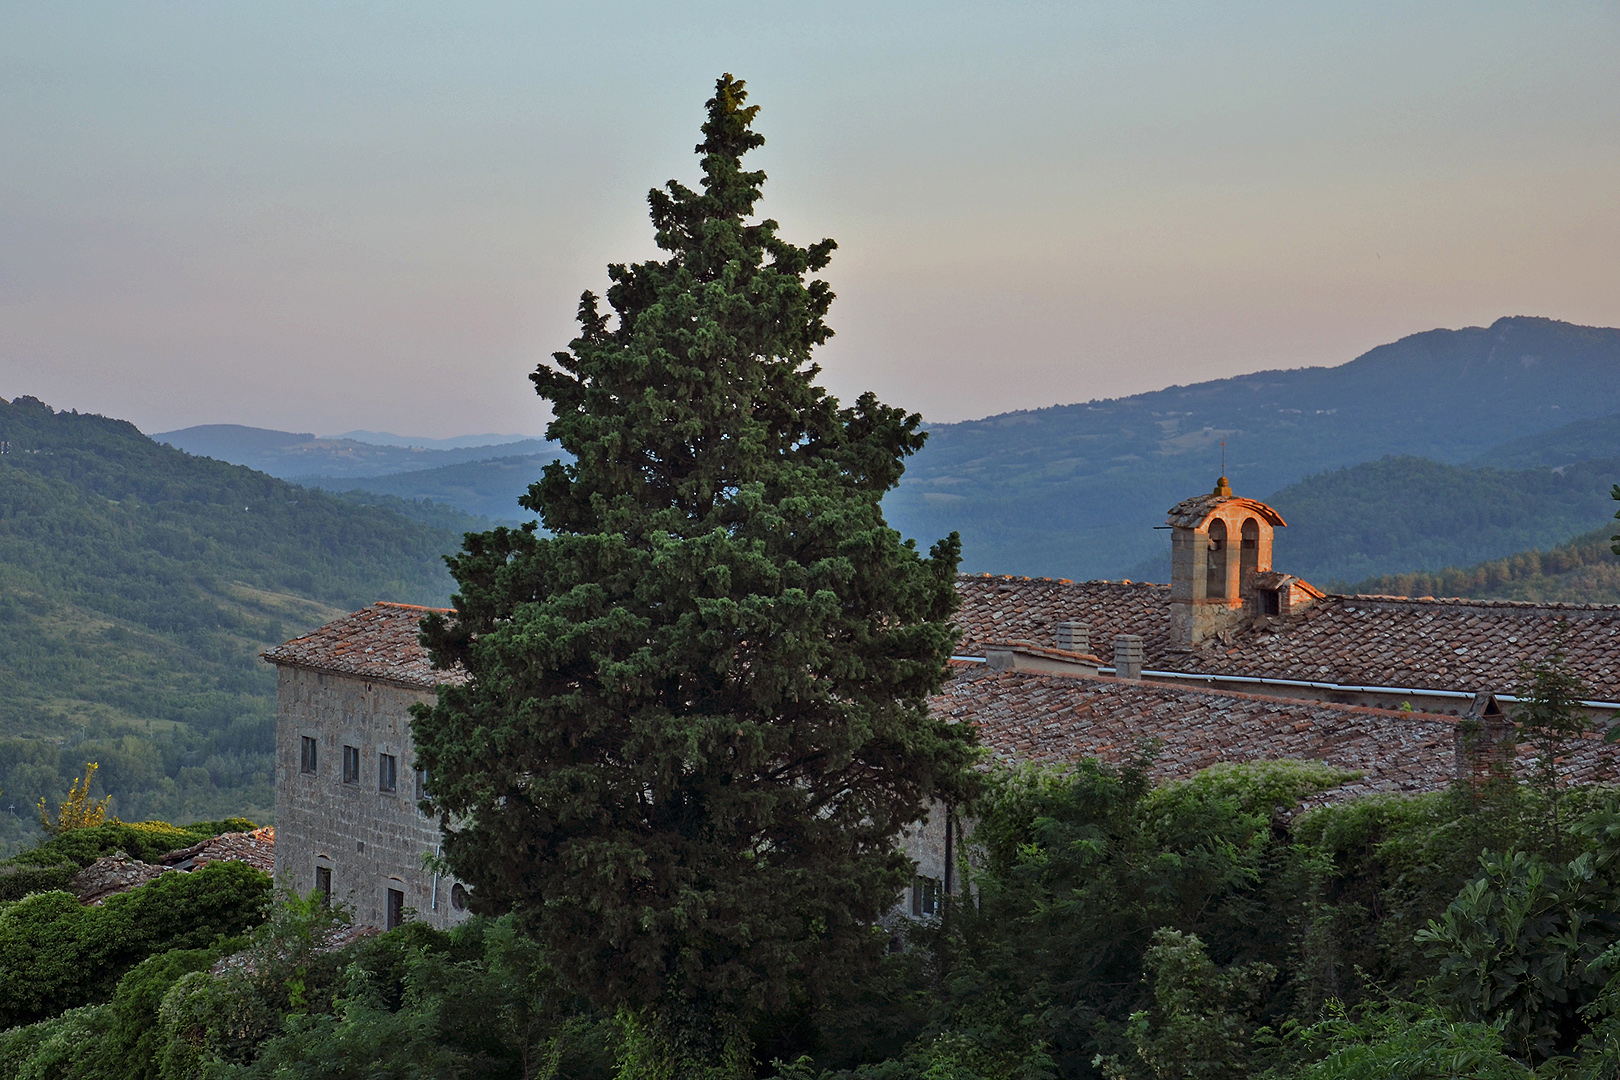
left=0, top=859, right=270, bottom=1027
left=0, top=946, right=226, bottom=1080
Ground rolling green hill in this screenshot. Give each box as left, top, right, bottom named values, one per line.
left=0, top=396, right=479, bottom=854
left=1348, top=525, right=1620, bottom=604
left=1122, top=455, right=1620, bottom=587
left=884, top=316, right=1620, bottom=578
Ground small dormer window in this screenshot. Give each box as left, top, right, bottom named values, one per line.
left=1260, top=588, right=1281, bottom=616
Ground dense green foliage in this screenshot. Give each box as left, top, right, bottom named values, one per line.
left=415, top=75, right=976, bottom=1072
left=0, top=898, right=616, bottom=1080
left=0, top=858, right=269, bottom=1027
left=10, top=763, right=1620, bottom=1076
left=0, top=395, right=480, bottom=852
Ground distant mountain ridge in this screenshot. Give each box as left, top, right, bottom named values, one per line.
left=884, top=316, right=1620, bottom=579
left=153, top=423, right=562, bottom=480
left=330, top=429, right=536, bottom=450
left=297, top=454, right=552, bottom=524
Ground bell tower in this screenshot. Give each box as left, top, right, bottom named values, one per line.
left=1167, top=477, right=1286, bottom=646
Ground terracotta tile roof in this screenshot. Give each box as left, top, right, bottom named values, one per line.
left=932, top=666, right=1620, bottom=799
left=954, top=575, right=1620, bottom=702
left=955, top=575, right=1174, bottom=659
left=262, top=602, right=464, bottom=689
left=1166, top=493, right=1286, bottom=529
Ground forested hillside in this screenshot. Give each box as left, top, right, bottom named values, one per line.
left=1347, top=525, right=1620, bottom=604
left=883, top=316, right=1620, bottom=578
left=0, top=396, right=478, bottom=854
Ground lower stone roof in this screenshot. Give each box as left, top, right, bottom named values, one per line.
left=933, top=665, right=1620, bottom=800
left=954, top=575, right=1620, bottom=704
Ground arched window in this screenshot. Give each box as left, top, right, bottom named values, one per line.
left=1206, top=519, right=1228, bottom=599
left=1240, top=518, right=1260, bottom=582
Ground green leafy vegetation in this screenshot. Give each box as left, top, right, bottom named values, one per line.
left=6, top=761, right=1620, bottom=1076
left=0, top=395, right=481, bottom=853
left=0, top=859, right=269, bottom=1028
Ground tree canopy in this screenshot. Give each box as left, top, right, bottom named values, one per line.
left=413, top=74, right=976, bottom=1073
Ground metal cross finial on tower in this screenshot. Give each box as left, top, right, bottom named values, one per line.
left=1220, top=439, right=1226, bottom=475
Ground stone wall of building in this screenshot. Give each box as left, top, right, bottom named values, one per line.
left=273, top=665, right=469, bottom=931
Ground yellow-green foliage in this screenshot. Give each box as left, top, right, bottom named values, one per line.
left=37, top=762, right=113, bottom=836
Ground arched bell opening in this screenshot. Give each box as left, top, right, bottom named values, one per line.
left=1206, top=519, right=1228, bottom=599
left=1240, top=517, right=1260, bottom=583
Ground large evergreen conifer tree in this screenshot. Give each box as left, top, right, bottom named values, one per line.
left=414, top=75, right=976, bottom=1073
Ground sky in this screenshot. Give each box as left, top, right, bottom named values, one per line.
left=2, top=2, right=1617, bottom=438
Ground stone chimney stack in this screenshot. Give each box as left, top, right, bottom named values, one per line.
left=1055, top=621, right=1089, bottom=655
left=1113, top=635, right=1144, bottom=680
left=1454, top=692, right=1515, bottom=785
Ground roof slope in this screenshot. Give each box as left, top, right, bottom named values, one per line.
left=955, top=575, right=1620, bottom=702
left=262, top=602, right=462, bottom=689
left=934, top=665, right=1620, bottom=799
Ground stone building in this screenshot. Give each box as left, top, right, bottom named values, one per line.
left=263, top=603, right=470, bottom=931
left=266, top=478, right=1620, bottom=926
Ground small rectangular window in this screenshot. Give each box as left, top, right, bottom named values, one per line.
left=379, top=753, right=397, bottom=793
left=386, top=887, right=405, bottom=930
left=911, top=877, right=939, bottom=918
left=414, top=766, right=429, bottom=801
left=1260, top=589, right=1281, bottom=616
left=300, top=736, right=318, bottom=774
left=342, top=745, right=360, bottom=784
left=314, top=865, right=331, bottom=904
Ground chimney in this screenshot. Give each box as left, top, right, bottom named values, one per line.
left=1055, top=621, right=1089, bottom=655
left=1113, top=635, right=1144, bottom=681
left=1454, top=691, right=1515, bottom=785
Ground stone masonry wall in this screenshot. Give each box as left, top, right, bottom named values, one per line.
left=273, top=665, right=469, bottom=931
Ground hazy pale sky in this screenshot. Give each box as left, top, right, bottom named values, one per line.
left=3, top=2, right=1617, bottom=437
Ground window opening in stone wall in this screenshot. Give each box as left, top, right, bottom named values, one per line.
left=1206, top=519, right=1228, bottom=599
left=911, top=877, right=940, bottom=918
left=415, top=767, right=429, bottom=801
left=379, top=752, right=397, bottom=793
left=1261, top=588, right=1281, bottom=616
left=386, top=887, right=405, bottom=930
left=342, top=745, right=360, bottom=784
left=451, top=882, right=468, bottom=911
left=1240, top=517, right=1260, bottom=582
left=300, top=736, right=318, bottom=774
left=314, top=865, right=331, bottom=904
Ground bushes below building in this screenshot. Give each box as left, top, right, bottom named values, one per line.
left=0, top=859, right=269, bottom=1028
left=13, top=766, right=1620, bottom=1075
